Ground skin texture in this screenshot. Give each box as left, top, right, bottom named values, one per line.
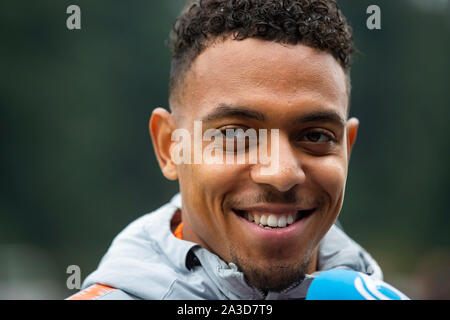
left=150, top=38, right=359, bottom=292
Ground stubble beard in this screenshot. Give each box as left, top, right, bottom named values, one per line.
left=229, top=245, right=315, bottom=293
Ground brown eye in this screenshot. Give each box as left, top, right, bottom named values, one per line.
left=303, top=131, right=332, bottom=143
left=218, top=126, right=257, bottom=153
left=221, top=128, right=246, bottom=140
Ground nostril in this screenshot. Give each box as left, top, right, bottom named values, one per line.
left=250, top=165, right=306, bottom=193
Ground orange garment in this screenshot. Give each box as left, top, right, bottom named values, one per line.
left=67, top=284, right=115, bottom=300
left=174, top=222, right=183, bottom=240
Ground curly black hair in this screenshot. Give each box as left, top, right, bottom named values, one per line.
left=169, top=0, right=354, bottom=103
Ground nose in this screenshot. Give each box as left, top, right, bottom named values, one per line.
left=250, top=133, right=305, bottom=192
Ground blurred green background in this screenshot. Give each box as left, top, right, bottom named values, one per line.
left=1, top=0, right=449, bottom=299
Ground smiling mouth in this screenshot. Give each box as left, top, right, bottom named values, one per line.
left=233, top=208, right=315, bottom=229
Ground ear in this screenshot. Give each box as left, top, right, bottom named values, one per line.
left=346, top=117, right=359, bottom=160
left=149, top=108, right=178, bottom=180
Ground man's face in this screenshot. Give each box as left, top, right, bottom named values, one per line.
left=158, top=38, right=357, bottom=291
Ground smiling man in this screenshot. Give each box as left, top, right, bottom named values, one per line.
left=69, top=0, right=383, bottom=300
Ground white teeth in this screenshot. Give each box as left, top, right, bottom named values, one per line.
left=243, top=212, right=298, bottom=229
left=259, top=215, right=268, bottom=226
left=277, top=215, right=287, bottom=228
left=267, top=215, right=278, bottom=227
left=287, top=214, right=294, bottom=225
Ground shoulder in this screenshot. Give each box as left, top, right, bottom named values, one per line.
left=66, top=284, right=138, bottom=300
left=319, top=225, right=383, bottom=280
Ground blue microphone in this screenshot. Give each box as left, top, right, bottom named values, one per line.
left=306, top=269, right=410, bottom=300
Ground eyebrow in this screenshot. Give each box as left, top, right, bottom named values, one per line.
left=292, top=110, right=346, bottom=128
left=201, top=103, right=346, bottom=127
left=201, top=104, right=265, bottom=122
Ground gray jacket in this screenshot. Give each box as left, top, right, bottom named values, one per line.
left=77, top=193, right=382, bottom=300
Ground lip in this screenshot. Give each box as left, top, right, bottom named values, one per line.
left=231, top=207, right=316, bottom=242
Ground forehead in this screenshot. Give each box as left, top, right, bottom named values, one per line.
left=178, top=38, right=349, bottom=123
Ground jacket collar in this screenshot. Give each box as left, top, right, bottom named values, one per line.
left=82, top=193, right=382, bottom=300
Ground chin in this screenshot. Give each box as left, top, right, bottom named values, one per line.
left=230, top=246, right=314, bottom=292
left=240, top=259, right=309, bottom=292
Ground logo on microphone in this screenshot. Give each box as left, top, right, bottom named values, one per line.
left=354, top=273, right=409, bottom=300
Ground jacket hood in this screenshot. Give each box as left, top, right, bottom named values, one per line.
left=82, top=193, right=382, bottom=300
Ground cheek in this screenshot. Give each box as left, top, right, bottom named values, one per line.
left=180, top=163, right=246, bottom=197
left=306, top=156, right=348, bottom=208
left=177, top=163, right=248, bottom=238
